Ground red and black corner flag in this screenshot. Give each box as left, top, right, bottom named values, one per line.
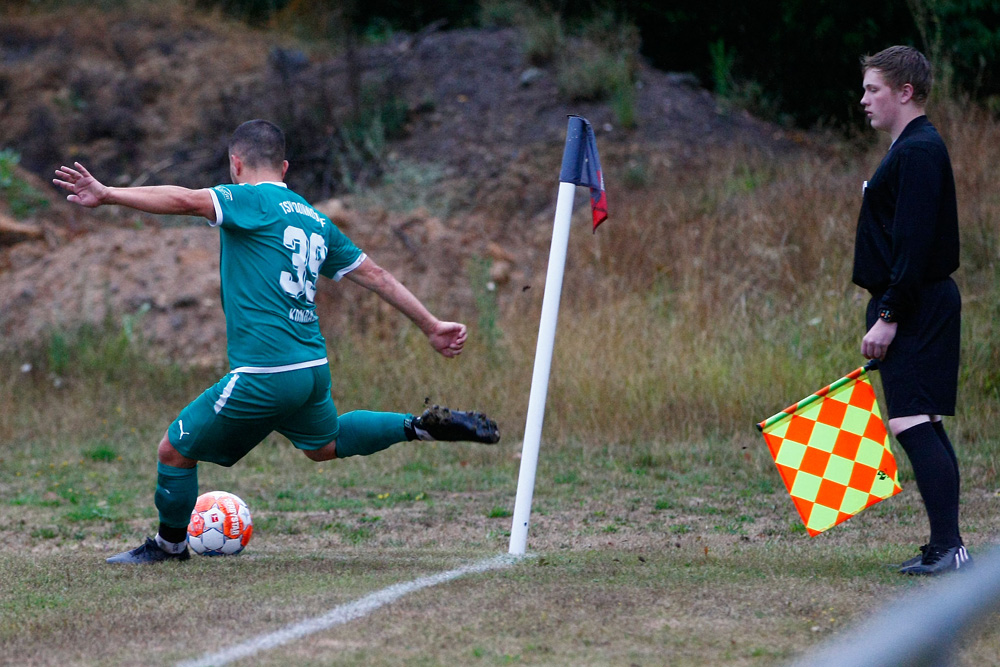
left=558, top=115, right=607, bottom=231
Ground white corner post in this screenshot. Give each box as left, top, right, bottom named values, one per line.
left=508, top=179, right=577, bottom=556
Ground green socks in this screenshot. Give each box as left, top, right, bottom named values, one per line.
left=155, top=462, right=199, bottom=532
left=335, top=410, right=410, bottom=458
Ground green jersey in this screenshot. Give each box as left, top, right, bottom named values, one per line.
left=208, top=182, right=365, bottom=371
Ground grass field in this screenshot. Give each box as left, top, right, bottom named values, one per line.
left=2, top=308, right=999, bottom=666
left=2, top=101, right=999, bottom=665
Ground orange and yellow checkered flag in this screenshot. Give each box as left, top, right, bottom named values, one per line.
left=756, top=363, right=902, bottom=536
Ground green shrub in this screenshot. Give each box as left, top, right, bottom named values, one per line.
left=478, top=0, right=521, bottom=29
left=520, top=12, right=563, bottom=66
left=556, top=50, right=631, bottom=102
left=539, top=10, right=640, bottom=127
left=467, top=256, right=503, bottom=357
left=0, top=149, right=50, bottom=219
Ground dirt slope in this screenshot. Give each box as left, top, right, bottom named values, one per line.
left=0, top=6, right=801, bottom=363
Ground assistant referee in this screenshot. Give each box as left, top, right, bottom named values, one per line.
left=853, top=46, right=969, bottom=576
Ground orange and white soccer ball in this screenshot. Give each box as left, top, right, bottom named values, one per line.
left=187, top=491, right=253, bottom=556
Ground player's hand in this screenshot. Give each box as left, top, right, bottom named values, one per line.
left=427, top=321, right=467, bottom=358
left=861, top=319, right=897, bottom=361
left=53, top=162, right=109, bottom=208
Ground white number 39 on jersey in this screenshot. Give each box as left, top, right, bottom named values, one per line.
left=279, top=226, right=328, bottom=303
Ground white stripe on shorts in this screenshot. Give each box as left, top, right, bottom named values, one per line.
left=214, top=373, right=240, bottom=414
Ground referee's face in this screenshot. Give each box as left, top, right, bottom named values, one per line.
left=861, top=69, right=904, bottom=135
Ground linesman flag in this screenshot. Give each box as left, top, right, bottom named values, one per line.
left=756, top=362, right=902, bottom=536
left=558, top=115, right=607, bottom=231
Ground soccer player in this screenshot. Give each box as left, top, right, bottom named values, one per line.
left=53, top=119, right=501, bottom=564
left=853, top=47, right=968, bottom=575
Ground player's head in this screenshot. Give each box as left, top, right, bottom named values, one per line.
left=861, top=46, right=932, bottom=105
left=228, top=120, right=286, bottom=178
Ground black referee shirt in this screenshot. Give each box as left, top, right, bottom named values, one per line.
left=852, top=115, right=959, bottom=322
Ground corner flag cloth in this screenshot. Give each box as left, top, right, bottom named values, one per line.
left=558, top=115, right=607, bottom=231
left=756, top=362, right=901, bottom=536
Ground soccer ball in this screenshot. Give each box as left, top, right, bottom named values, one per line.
left=187, top=491, right=253, bottom=556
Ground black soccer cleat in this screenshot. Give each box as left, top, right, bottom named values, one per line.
left=106, top=537, right=190, bottom=564
left=899, top=544, right=971, bottom=576
left=896, top=544, right=929, bottom=570
left=412, top=405, right=500, bottom=444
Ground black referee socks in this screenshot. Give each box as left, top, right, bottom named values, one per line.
left=896, top=421, right=962, bottom=549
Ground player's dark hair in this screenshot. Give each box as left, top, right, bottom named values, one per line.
left=229, top=119, right=285, bottom=169
left=861, top=46, right=932, bottom=105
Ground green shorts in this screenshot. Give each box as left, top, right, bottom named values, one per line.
left=168, top=364, right=339, bottom=467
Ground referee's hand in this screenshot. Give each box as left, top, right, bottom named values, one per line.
left=861, top=319, right=898, bottom=361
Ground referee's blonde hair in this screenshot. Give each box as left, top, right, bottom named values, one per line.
left=862, top=45, right=933, bottom=105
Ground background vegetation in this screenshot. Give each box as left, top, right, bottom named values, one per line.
left=187, top=0, right=1000, bottom=127
left=8, top=0, right=998, bottom=128
left=5, top=98, right=997, bottom=447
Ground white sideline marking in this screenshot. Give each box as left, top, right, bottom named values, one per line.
left=176, top=554, right=520, bottom=667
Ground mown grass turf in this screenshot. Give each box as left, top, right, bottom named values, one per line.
left=1, top=351, right=998, bottom=666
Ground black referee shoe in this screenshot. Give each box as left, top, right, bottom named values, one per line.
left=899, top=544, right=971, bottom=576
left=897, top=544, right=929, bottom=570
left=106, top=537, right=190, bottom=564
left=411, top=406, right=500, bottom=444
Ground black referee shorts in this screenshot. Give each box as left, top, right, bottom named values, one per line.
left=866, top=278, right=961, bottom=419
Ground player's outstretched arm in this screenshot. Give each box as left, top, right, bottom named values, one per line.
left=53, top=162, right=215, bottom=220
left=345, top=257, right=467, bottom=358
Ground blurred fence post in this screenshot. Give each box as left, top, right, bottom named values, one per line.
left=790, top=544, right=1000, bottom=667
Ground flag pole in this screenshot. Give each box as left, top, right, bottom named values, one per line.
left=756, top=359, right=882, bottom=432
left=508, top=116, right=596, bottom=556
left=508, top=179, right=576, bottom=556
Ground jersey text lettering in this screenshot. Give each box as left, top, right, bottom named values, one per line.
left=279, top=200, right=324, bottom=225
left=288, top=308, right=319, bottom=323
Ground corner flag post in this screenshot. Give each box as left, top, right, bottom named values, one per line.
left=509, top=116, right=606, bottom=556
left=507, top=178, right=575, bottom=556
